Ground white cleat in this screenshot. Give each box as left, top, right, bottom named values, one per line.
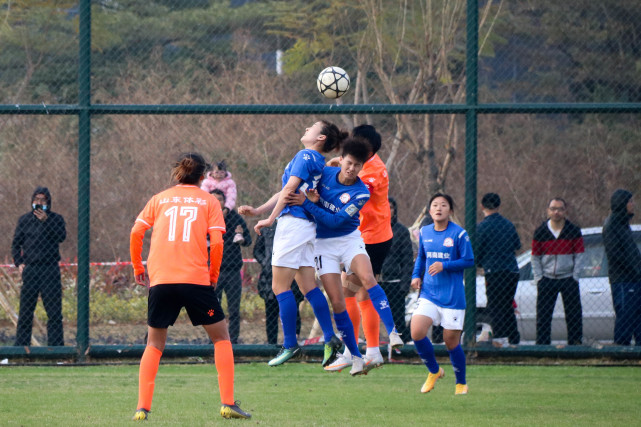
left=324, top=353, right=352, bottom=372
left=389, top=330, right=404, bottom=351
left=350, top=356, right=365, bottom=376
left=363, top=352, right=384, bottom=373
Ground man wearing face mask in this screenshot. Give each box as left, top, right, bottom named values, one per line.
left=12, top=186, right=67, bottom=346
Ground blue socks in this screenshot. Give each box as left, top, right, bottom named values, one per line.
left=367, top=284, right=396, bottom=335
left=448, top=344, right=466, bottom=385
left=276, top=291, right=298, bottom=349
left=305, top=287, right=336, bottom=343
left=334, top=310, right=362, bottom=358
left=414, top=337, right=440, bottom=374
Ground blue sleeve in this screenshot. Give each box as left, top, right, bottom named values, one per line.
left=443, top=230, right=474, bottom=271
left=412, top=228, right=427, bottom=279
left=288, top=151, right=316, bottom=182
left=301, top=198, right=366, bottom=228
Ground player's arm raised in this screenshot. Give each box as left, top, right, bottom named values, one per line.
left=254, top=177, right=302, bottom=235
left=238, top=191, right=280, bottom=217
left=287, top=191, right=369, bottom=229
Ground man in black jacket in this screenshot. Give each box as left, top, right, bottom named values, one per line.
left=211, top=190, right=252, bottom=344
left=603, top=189, right=641, bottom=346
left=380, top=197, right=413, bottom=342
left=12, top=187, right=66, bottom=346
left=476, top=193, right=521, bottom=345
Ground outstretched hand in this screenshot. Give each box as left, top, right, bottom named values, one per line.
left=238, top=205, right=258, bottom=216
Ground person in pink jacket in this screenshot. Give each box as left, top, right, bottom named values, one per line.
left=201, top=160, right=238, bottom=210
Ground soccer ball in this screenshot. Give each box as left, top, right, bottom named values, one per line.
left=317, top=66, right=350, bottom=99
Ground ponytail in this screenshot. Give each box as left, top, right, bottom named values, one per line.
left=319, top=120, right=349, bottom=153
left=171, top=152, right=207, bottom=185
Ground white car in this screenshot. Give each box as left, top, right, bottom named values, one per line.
left=475, top=225, right=641, bottom=343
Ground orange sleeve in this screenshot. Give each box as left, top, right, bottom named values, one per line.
left=209, top=230, right=224, bottom=283
left=130, top=220, right=150, bottom=276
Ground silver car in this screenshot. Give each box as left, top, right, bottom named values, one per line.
left=475, top=225, right=641, bottom=343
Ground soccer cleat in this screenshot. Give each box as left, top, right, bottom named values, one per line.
left=455, top=384, right=469, bottom=395
left=220, top=401, right=252, bottom=419
left=389, top=330, right=404, bottom=351
left=132, top=408, right=149, bottom=421
left=363, top=352, right=384, bottom=373
left=268, top=345, right=301, bottom=367
left=350, top=356, right=365, bottom=376
left=421, top=367, right=445, bottom=393
left=322, top=335, right=343, bottom=367
left=324, top=353, right=352, bottom=372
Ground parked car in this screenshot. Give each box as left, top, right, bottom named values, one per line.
left=406, top=225, right=641, bottom=344
left=475, top=225, right=641, bottom=343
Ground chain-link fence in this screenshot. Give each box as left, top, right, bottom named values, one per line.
left=1, top=1, right=640, bottom=359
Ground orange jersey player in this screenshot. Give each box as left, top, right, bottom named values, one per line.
left=359, top=150, right=393, bottom=246
left=130, top=185, right=225, bottom=287
left=130, top=152, right=250, bottom=421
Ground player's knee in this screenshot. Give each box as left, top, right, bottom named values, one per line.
left=330, top=299, right=346, bottom=313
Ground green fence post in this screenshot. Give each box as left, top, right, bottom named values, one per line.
left=463, top=0, right=478, bottom=348
left=76, top=0, right=91, bottom=360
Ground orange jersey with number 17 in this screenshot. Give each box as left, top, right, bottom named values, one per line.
left=130, top=184, right=226, bottom=287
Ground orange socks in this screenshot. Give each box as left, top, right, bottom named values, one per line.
left=215, top=340, right=235, bottom=406
left=345, top=296, right=360, bottom=339
left=137, top=341, right=235, bottom=410
left=359, top=299, right=380, bottom=347
left=137, top=345, right=162, bottom=411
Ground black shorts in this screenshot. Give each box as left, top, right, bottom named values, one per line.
left=148, top=283, right=226, bottom=328
left=365, top=238, right=393, bottom=276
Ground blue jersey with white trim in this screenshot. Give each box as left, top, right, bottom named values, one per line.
left=411, top=221, right=474, bottom=309
left=299, top=166, right=370, bottom=238
left=279, top=148, right=325, bottom=221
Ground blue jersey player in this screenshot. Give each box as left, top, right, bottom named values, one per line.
left=411, top=193, right=474, bottom=396
left=286, top=137, right=403, bottom=375
left=239, top=121, right=347, bottom=368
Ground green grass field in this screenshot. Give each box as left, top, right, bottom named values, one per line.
left=1, top=362, right=640, bottom=426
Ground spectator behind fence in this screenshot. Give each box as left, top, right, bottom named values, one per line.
left=380, top=197, right=414, bottom=341
left=603, top=189, right=641, bottom=346
left=210, top=189, right=252, bottom=344
left=201, top=160, right=238, bottom=210
left=252, top=222, right=304, bottom=345
left=476, top=192, right=521, bottom=345
left=12, top=186, right=67, bottom=347
left=531, top=197, right=584, bottom=345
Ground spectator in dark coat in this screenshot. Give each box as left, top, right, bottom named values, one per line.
left=380, top=197, right=414, bottom=341
left=252, top=222, right=303, bottom=345
left=603, top=189, right=641, bottom=346
left=211, top=189, right=252, bottom=344
left=476, top=193, right=521, bottom=345
left=12, top=186, right=66, bottom=346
